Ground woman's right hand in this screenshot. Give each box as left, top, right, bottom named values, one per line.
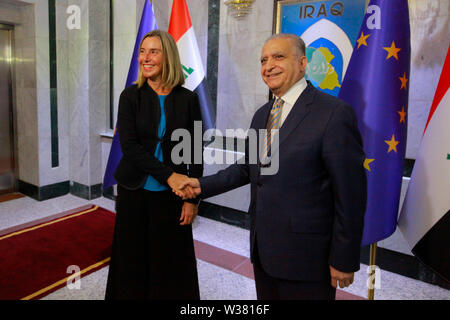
left=167, top=173, right=195, bottom=199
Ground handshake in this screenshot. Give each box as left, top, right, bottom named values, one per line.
left=167, top=172, right=202, bottom=200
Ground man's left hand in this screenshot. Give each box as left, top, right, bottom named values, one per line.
left=329, top=266, right=354, bottom=288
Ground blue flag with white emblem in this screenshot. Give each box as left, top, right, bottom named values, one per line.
left=338, top=0, right=410, bottom=246
left=103, top=0, right=158, bottom=189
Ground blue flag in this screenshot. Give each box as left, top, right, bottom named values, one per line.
left=103, top=0, right=158, bottom=189
left=338, top=0, right=410, bottom=246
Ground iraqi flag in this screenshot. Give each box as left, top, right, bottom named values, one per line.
left=169, top=0, right=215, bottom=130
left=398, top=45, right=450, bottom=283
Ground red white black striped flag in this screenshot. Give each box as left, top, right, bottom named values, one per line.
left=168, top=0, right=215, bottom=130
left=398, top=45, right=450, bottom=283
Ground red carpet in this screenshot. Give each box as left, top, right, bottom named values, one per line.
left=0, top=205, right=115, bottom=300
left=0, top=203, right=365, bottom=300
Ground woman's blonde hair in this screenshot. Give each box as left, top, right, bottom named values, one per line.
left=135, top=30, right=185, bottom=89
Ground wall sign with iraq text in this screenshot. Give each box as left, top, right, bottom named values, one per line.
left=276, top=0, right=367, bottom=96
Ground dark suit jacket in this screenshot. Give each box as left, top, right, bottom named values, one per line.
left=114, top=82, right=203, bottom=203
left=199, top=82, right=367, bottom=281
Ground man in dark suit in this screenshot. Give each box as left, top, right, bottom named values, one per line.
left=177, top=34, right=367, bottom=300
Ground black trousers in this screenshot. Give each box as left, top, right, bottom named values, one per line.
left=105, top=185, right=200, bottom=300
left=253, top=242, right=336, bottom=300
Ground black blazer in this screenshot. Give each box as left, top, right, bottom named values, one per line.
left=114, top=82, right=203, bottom=201
left=199, top=82, right=367, bottom=281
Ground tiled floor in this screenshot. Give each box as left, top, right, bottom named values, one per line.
left=1, top=194, right=449, bottom=300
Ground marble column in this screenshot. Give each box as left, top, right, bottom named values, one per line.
left=66, top=0, right=109, bottom=199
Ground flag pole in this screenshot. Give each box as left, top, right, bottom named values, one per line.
left=368, top=242, right=377, bottom=300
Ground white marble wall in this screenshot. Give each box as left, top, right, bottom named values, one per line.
left=65, top=0, right=109, bottom=187
left=3, top=0, right=109, bottom=190
left=406, top=0, right=449, bottom=159
left=201, top=0, right=272, bottom=217
left=215, top=0, right=274, bottom=137
left=1, top=0, right=83, bottom=189
left=66, top=0, right=90, bottom=187
left=88, top=0, right=109, bottom=187
left=111, top=0, right=138, bottom=129
left=35, top=0, right=68, bottom=186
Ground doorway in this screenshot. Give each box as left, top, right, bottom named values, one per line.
left=0, top=24, right=16, bottom=195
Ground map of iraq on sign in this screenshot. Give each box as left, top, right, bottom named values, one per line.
left=278, top=0, right=366, bottom=97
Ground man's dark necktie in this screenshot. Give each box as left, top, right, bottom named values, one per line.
left=263, top=97, right=283, bottom=158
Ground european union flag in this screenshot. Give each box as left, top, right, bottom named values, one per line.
left=338, top=0, right=410, bottom=246
left=103, top=0, right=158, bottom=189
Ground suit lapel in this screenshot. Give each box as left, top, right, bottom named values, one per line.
left=255, top=100, right=274, bottom=130
left=271, top=83, right=316, bottom=155
left=251, top=100, right=273, bottom=169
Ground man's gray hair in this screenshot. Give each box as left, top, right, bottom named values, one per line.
left=265, top=33, right=306, bottom=57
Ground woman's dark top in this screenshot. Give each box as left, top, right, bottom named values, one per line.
left=114, top=81, right=203, bottom=203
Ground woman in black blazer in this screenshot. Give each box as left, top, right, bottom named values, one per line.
left=105, top=30, right=203, bottom=300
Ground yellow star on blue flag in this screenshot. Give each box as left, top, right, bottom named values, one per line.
left=338, top=0, right=410, bottom=246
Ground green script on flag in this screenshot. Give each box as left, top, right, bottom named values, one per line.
left=182, top=64, right=194, bottom=79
